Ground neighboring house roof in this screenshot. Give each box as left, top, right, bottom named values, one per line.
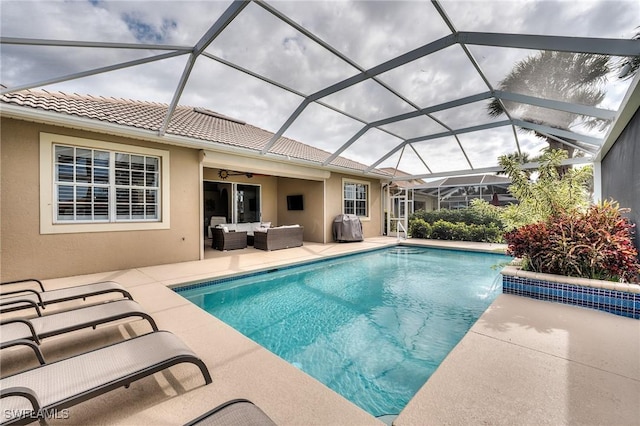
left=413, top=174, right=511, bottom=189
left=409, top=174, right=514, bottom=205
left=379, top=167, right=426, bottom=188
left=0, top=89, right=391, bottom=178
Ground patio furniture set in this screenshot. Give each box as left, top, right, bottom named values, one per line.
left=209, top=216, right=304, bottom=251
left=0, top=278, right=276, bottom=425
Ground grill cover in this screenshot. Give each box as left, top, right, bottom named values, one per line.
left=332, top=214, right=363, bottom=242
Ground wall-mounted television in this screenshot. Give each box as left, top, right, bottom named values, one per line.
left=286, top=194, right=304, bottom=211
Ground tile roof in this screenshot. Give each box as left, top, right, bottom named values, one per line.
left=379, top=167, right=426, bottom=187
left=1, top=89, right=390, bottom=177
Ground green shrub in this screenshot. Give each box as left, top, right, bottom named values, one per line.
left=451, top=222, right=472, bottom=241
left=408, top=200, right=505, bottom=243
left=411, top=200, right=504, bottom=229
left=469, top=199, right=503, bottom=225
left=468, top=223, right=503, bottom=243
left=429, top=220, right=452, bottom=240
left=413, top=208, right=485, bottom=227
left=504, top=201, right=640, bottom=282
left=408, top=218, right=504, bottom=243
left=408, top=219, right=431, bottom=239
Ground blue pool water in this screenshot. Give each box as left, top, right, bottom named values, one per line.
left=177, top=246, right=510, bottom=417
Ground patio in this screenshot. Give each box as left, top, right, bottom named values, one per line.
left=2, top=238, right=637, bottom=425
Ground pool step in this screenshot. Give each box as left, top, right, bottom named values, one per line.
left=386, top=247, right=424, bottom=255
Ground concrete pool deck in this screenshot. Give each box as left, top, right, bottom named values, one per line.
left=2, top=238, right=638, bottom=425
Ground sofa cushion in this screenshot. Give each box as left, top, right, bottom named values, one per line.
left=231, top=222, right=261, bottom=236
left=209, top=216, right=227, bottom=227
left=216, top=222, right=266, bottom=236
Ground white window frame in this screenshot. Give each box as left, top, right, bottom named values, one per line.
left=342, top=178, right=370, bottom=221
left=40, top=133, right=170, bottom=234
left=232, top=182, right=262, bottom=224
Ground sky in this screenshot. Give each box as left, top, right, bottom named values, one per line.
left=1, top=0, right=638, bottom=176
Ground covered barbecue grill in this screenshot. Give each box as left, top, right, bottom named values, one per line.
left=332, top=214, right=363, bottom=242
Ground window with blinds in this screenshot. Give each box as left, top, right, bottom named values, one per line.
left=54, top=144, right=160, bottom=223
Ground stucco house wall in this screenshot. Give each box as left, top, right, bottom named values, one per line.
left=277, top=177, right=325, bottom=243
left=1, top=118, right=385, bottom=280
left=1, top=118, right=201, bottom=280
left=325, top=173, right=382, bottom=243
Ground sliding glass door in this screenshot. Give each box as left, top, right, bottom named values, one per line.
left=203, top=181, right=261, bottom=230
left=236, top=184, right=260, bottom=223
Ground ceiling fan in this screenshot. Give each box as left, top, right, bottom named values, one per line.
left=218, top=169, right=254, bottom=180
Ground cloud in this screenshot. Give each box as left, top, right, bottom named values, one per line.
left=121, top=13, right=177, bottom=43
left=206, top=2, right=359, bottom=94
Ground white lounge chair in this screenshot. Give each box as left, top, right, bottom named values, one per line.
left=1, top=300, right=158, bottom=364
left=1, top=279, right=132, bottom=315
left=0, top=331, right=212, bottom=426
left=185, top=399, right=276, bottom=426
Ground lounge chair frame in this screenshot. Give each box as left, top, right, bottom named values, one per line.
left=1, top=279, right=132, bottom=315
left=0, top=339, right=45, bottom=365
left=1, top=300, right=158, bottom=364
left=184, top=398, right=276, bottom=426
left=0, top=331, right=212, bottom=426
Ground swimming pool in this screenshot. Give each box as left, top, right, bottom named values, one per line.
left=176, top=246, right=510, bottom=417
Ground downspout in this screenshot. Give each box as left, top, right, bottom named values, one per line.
left=381, top=183, right=387, bottom=236
left=592, top=161, right=602, bottom=203
left=199, top=150, right=205, bottom=260
left=323, top=179, right=327, bottom=243
left=384, top=184, right=390, bottom=236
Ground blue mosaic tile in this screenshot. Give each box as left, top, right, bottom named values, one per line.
left=502, top=275, right=639, bottom=320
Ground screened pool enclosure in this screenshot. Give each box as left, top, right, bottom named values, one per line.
left=1, top=0, right=638, bottom=188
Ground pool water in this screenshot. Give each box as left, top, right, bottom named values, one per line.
left=177, top=246, right=510, bottom=417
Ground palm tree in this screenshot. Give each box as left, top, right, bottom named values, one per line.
left=614, top=29, right=640, bottom=80
left=496, top=151, right=532, bottom=176
left=488, top=51, right=610, bottom=172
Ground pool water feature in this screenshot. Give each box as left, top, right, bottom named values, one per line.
left=176, top=247, right=510, bottom=417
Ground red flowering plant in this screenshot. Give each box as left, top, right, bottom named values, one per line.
left=503, top=222, right=550, bottom=272
left=504, top=201, right=640, bottom=283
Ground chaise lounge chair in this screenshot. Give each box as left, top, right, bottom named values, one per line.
left=0, top=279, right=132, bottom=315
left=1, top=300, right=158, bottom=364
left=185, top=399, right=276, bottom=426
left=0, top=331, right=212, bottom=426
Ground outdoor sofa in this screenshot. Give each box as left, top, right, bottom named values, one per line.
left=254, top=225, right=303, bottom=251
left=211, top=228, right=248, bottom=251
left=207, top=216, right=227, bottom=239
left=211, top=222, right=272, bottom=249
